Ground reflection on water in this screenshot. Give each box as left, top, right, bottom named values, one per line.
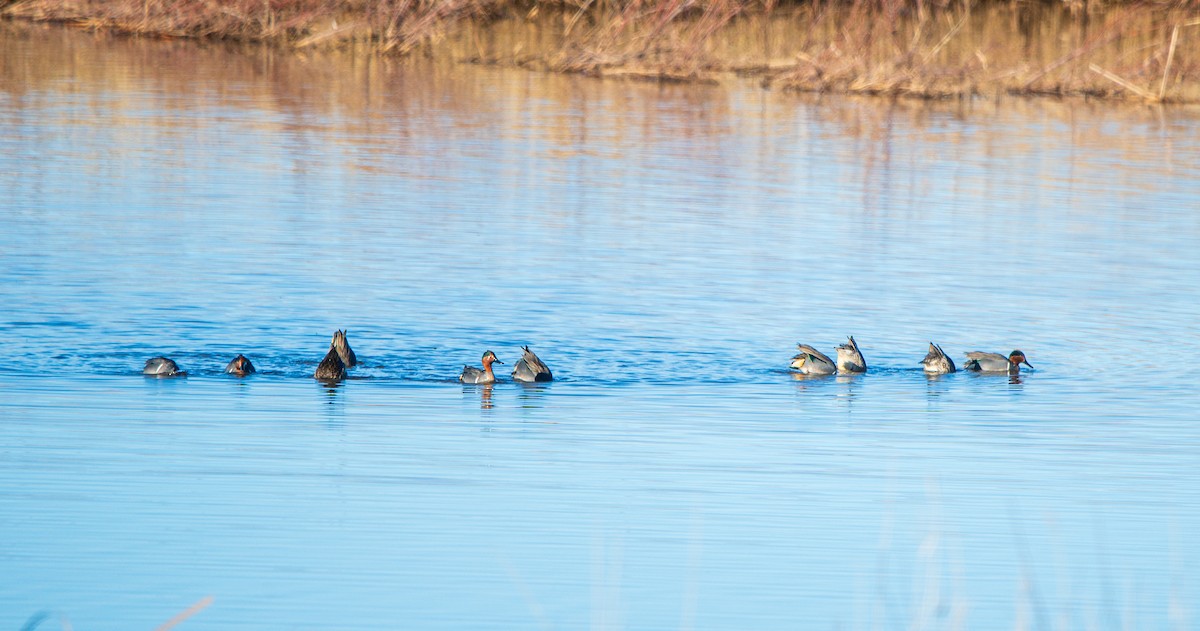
left=466, top=383, right=496, bottom=410
left=1, top=20, right=1199, bottom=631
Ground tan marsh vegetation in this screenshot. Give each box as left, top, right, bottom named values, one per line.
left=2, top=0, right=1199, bottom=101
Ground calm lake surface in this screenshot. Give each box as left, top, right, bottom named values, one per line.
left=2, top=20, right=1200, bottom=630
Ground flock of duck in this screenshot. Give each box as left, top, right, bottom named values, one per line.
left=142, top=330, right=554, bottom=383
left=791, top=336, right=1033, bottom=376
left=142, top=331, right=1034, bottom=382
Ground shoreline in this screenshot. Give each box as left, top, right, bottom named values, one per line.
left=3, top=0, right=1199, bottom=103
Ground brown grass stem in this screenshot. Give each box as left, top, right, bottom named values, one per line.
left=1160, top=23, right=1181, bottom=100
left=1089, top=63, right=1156, bottom=100
left=4, top=0, right=1200, bottom=102
left=154, top=595, right=214, bottom=631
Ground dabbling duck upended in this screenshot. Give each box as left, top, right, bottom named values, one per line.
left=790, top=344, right=836, bottom=375
left=920, top=343, right=956, bottom=374
left=511, top=345, right=553, bottom=382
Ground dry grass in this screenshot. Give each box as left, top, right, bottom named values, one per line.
left=763, top=1, right=1200, bottom=101
left=0, top=0, right=508, bottom=51
left=3, top=0, right=1200, bottom=101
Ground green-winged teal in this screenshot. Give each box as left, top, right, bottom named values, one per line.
left=461, top=350, right=503, bottom=384
left=790, top=344, right=836, bottom=375
left=512, top=345, right=553, bottom=382
left=225, top=354, right=256, bottom=376
left=836, top=336, right=867, bottom=373
left=921, top=343, right=956, bottom=374
left=964, top=350, right=1032, bottom=374
left=144, top=356, right=185, bottom=377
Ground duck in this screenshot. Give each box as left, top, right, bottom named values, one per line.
left=331, top=329, right=357, bottom=368
left=225, top=354, right=256, bottom=376
left=790, top=344, right=837, bottom=375
left=920, top=342, right=956, bottom=374
left=144, top=356, right=185, bottom=377
left=512, top=345, right=553, bottom=382
left=313, top=347, right=346, bottom=381
left=963, top=350, right=1032, bottom=374
left=460, top=350, right=503, bottom=384
left=835, top=336, right=867, bottom=373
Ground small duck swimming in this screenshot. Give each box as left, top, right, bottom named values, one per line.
left=835, top=336, right=867, bottom=373
left=460, top=350, right=503, bottom=384
left=790, top=344, right=836, bottom=375
left=332, top=329, right=357, bottom=368
left=921, top=342, right=956, bottom=374
left=313, top=347, right=346, bottom=381
left=512, top=345, right=553, bottom=382
left=225, top=354, right=256, bottom=376
left=964, top=350, right=1032, bottom=374
left=144, top=356, right=185, bottom=377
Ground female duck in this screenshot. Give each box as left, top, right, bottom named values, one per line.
left=144, top=356, right=185, bottom=377
left=460, top=350, right=503, bottom=384
left=225, top=354, right=256, bottom=376
left=313, top=347, right=346, bottom=381
left=835, top=336, right=867, bottom=373
left=921, top=342, right=956, bottom=374
left=512, top=345, right=553, bottom=382
left=332, top=329, right=357, bottom=368
left=790, top=344, right=836, bottom=375
left=964, top=350, right=1032, bottom=374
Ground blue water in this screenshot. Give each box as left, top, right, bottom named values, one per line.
left=2, top=22, right=1200, bottom=630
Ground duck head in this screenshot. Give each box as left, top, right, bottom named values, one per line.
left=1008, top=350, right=1033, bottom=370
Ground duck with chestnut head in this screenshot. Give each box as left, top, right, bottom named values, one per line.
left=460, top=350, right=503, bottom=384
left=964, top=350, right=1032, bottom=374
left=225, top=354, right=256, bottom=376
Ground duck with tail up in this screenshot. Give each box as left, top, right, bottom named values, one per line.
left=835, top=336, right=867, bottom=373
left=313, top=347, right=346, bottom=381
left=512, top=346, right=553, bottom=383
left=920, top=343, right=956, bottom=374
left=790, top=344, right=836, bottom=375
left=331, top=329, right=357, bottom=368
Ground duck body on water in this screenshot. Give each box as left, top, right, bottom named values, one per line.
left=964, top=350, right=1032, bottom=374
left=141, top=334, right=1033, bottom=382
left=788, top=339, right=1031, bottom=377
left=332, top=329, right=357, bottom=368
left=835, top=336, right=867, bottom=373
left=792, top=336, right=869, bottom=375
left=790, top=344, right=837, bottom=375
left=225, top=354, right=255, bottom=376
left=921, top=343, right=956, bottom=374
left=460, top=350, right=503, bottom=384
left=313, top=330, right=356, bottom=381
left=143, top=356, right=185, bottom=377
left=512, top=345, right=553, bottom=383
left=313, top=347, right=346, bottom=381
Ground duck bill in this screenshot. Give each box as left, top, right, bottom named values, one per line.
left=1021, top=360, right=1033, bottom=369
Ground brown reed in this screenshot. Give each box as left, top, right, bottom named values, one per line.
left=3, top=0, right=1199, bottom=101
